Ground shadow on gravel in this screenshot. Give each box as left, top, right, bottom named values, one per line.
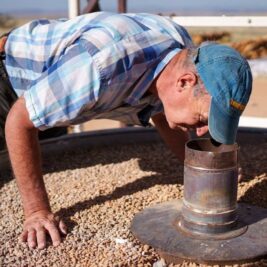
left=0, top=142, right=178, bottom=189
left=238, top=143, right=267, bottom=183
left=1, top=142, right=183, bottom=233
left=51, top=141, right=267, bottom=233
left=240, top=178, right=267, bottom=208
left=0, top=169, right=13, bottom=189
left=52, top=143, right=184, bottom=224
left=41, top=143, right=183, bottom=179
left=2, top=140, right=267, bottom=235
left=56, top=171, right=179, bottom=224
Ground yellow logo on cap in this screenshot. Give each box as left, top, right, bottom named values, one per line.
left=230, top=99, right=246, bottom=111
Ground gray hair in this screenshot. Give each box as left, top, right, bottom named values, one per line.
left=181, top=45, right=209, bottom=98
left=183, top=41, right=217, bottom=69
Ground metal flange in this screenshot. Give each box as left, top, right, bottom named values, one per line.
left=131, top=200, right=267, bottom=265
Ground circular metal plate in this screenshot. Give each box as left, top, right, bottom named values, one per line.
left=131, top=200, right=267, bottom=265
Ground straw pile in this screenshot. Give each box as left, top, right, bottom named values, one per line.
left=192, top=32, right=267, bottom=59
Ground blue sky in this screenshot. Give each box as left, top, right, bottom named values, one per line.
left=1, top=0, right=267, bottom=15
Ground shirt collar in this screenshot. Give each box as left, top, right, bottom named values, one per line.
left=124, top=48, right=181, bottom=106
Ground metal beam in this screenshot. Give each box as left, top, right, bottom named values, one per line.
left=68, top=0, right=80, bottom=19
left=118, top=0, right=127, bottom=13
left=239, top=116, right=267, bottom=128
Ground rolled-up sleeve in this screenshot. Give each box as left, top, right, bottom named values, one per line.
left=24, top=41, right=101, bottom=130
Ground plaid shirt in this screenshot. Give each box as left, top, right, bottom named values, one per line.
left=5, top=12, right=193, bottom=129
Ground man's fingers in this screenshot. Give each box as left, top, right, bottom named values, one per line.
left=22, top=212, right=65, bottom=249
left=46, top=223, right=61, bottom=246
left=59, top=220, right=67, bottom=235
left=28, top=229, right=37, bottom=248
left=20, top=230, right=28, bottom=242
left=36, top=227, right=47, bottom=250
left=54, top=215, right=67, bottom=233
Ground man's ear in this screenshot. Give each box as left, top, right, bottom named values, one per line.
left=176, top=72, right=197, bottom=92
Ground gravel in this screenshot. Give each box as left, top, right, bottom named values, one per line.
left=0, top=140, right=267, bottom=267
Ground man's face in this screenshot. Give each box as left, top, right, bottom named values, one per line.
left=160, top=83, right=211, bottom=137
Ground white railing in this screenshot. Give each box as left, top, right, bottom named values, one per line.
left=68, top=1, right=267, bottom=129
left=239, top=116, right=267, bottom=128
left=171, top=16, right=267, bottom=27
left=68, top=0, right=80, bottom=19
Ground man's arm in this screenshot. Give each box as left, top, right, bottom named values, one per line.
left=5, top=97, right=67, bottom=249
left=152, top=113, right=189, bottom=163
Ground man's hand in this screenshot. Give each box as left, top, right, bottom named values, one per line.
left=152, top=113, right=189, bottom=163
left=21, top=210, right=67, bottom=249
left=5, top=97, right=66, bottom=249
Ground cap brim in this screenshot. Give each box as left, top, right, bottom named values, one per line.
left=208, top=98, right=240, bottom=144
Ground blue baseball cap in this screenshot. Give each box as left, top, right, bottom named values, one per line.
left=194, top=43, right=253, bottom=144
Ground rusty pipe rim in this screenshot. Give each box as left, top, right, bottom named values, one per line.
left=184, top=138, right=239, bottom=169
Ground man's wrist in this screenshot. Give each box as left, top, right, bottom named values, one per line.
left=24, top=204, right=51, bottom=218
left=23, top=195, right=51, bottom=217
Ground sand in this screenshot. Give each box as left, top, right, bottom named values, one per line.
left=0, top=140, right=267, bottom=266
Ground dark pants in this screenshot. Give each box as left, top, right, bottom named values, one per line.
left=0, top=54, right=67, bottom=151
left=0, top=55, right=17, bottom=150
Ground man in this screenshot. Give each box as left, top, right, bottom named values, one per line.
left=1, top=12, right=252, bottom=249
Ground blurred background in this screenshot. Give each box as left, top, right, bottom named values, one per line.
left=1, top=0, right=267, bottom=132
left=1, top=0, right=267, bottom=16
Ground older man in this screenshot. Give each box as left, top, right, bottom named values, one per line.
left=1, top=12, right=252, bottom=249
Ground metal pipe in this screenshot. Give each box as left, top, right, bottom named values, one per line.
left=118, top=0, right=127, bottom=13
left=68, top=0, right=80, bottom=19
left=179, top=138, right=239, bottom=236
